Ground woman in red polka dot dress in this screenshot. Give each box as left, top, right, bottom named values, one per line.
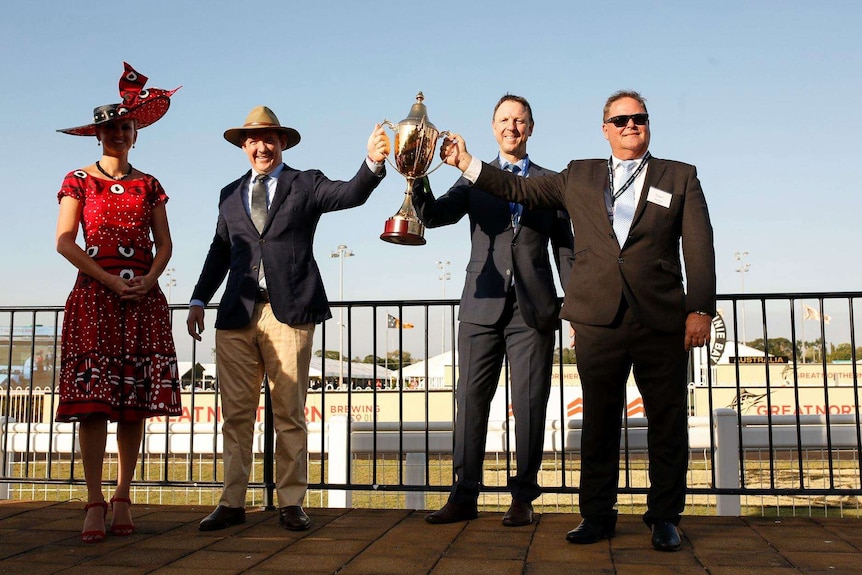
left=55, top=63, right=182, bottom=543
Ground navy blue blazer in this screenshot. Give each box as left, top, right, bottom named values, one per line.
left=413, top=161, right=574, bottom=332
left=191, top=161, right=384, bottom=329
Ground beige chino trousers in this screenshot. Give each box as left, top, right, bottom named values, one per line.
left=215, top=303, right=314, bottom=508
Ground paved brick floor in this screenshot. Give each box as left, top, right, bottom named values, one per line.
left=1, top=500, right=862, bottom=574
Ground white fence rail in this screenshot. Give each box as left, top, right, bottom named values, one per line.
left=5, top=410, right=861, bottom=514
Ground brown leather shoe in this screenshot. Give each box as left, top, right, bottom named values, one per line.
left=279, top=505, right=311, bottom=531
left=424, top=501, right=478, bottom=524
left=502, top=499, right=533, bottom=527
left=199, top=505, right=246, bottom=531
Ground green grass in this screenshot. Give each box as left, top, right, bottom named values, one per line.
left=5, top=450, right=862, bottom=517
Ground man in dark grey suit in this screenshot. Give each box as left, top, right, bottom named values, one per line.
left=439, top=91, right=715, bottom=551
left=187, top=106, right=389, bottom=532
left=416, top=95, right=573, bottom=527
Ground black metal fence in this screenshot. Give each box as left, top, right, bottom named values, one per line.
left=1, top=291, right=860, bottom=516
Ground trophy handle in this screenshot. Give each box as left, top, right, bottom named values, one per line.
left=380, top=119, right=403, bottom=175
left=422, top=130, right=451, bottom=177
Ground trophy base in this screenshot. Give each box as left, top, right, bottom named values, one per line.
left=380, top=216, right=426, bottom=246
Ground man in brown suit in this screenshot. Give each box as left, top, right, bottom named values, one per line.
left=440, top=90, right=716, bottom=552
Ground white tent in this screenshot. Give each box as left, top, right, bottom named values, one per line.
left=400, top=350, right=458, bottom=389
left=176, top=359, right=390, bottom=390
left=176, top=361, right=217, bottom=388
left=309, top=357, right=395, bottom=388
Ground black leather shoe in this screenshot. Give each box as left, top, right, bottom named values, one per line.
left=502, top=499, right=533, bottom=527
left=565, top=519, right=615, bottom=544
left=424, top=501, right=478, bottom=524
left=651, top=520, right=681, bottom=552
left=279, top=506, right=311, bottom=531
left=199, top=505, right=246, bottom=531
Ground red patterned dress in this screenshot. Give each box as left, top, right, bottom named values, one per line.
left=55, top=170, right=182, bottom=422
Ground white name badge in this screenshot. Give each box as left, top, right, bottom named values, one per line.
left=647, top=186, right=672, bottom=208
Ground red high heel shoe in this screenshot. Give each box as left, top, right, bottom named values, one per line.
left=82, top=500, right=108, bottom=543
left=109, top=496, right=135, bottom=536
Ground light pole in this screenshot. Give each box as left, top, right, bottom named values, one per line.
left=331, top=245, right=353, bottom=388
left=735, top=251, right=750, bottom=344
left=164, top=267, right=176, bottom=305
left=437, top=260, right=450, bottom=356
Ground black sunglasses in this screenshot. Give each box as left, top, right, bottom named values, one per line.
left=604, top=113, right=649, bottom=128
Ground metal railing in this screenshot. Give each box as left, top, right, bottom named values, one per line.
left=1, top=291, right=860, bottom=516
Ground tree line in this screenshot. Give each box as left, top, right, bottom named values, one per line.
left=745, top=338, right=861, bottom=363
left=316, top=350, right=417, bottom=371
left=317, top=339, right=859, bottom=369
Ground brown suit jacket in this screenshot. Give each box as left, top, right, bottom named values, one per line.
left=473, top=156, right=715, bottom=333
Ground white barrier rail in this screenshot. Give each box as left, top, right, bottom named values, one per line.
left=0, top=420, right=326, bottom=456
left=3, top=411, right=861, bottom=514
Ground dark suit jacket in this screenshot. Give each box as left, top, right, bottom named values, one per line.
left=472, top=157, right=715, bottom=333
left=414, top=162, right=574, bottom=332
left=191, top=162, right=384, bottom=329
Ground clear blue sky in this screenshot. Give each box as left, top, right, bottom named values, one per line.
left=1, top=1, right=859, bottom=358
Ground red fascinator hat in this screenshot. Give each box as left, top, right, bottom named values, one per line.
left=57, top=62, right=180, bottom=136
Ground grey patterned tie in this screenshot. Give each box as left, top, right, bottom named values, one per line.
left=251, top=174, right=268, bottom=283
left=251, top=174, right=268, bottom=233
left=612, top=160, right=637, bottom=248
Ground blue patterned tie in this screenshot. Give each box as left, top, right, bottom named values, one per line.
left=506, top=163, right=522, bottom=230
left=612, top=160, right=637, bottom=248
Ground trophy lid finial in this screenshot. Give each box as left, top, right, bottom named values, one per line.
left=404, top=91, right=433, bottom=128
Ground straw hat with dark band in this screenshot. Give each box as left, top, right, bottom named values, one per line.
left=223, top=106, right=301, bottom=150
left=57, top=62, right=180, bottom=136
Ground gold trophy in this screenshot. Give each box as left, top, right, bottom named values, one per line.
left=380, top=92, right=449, bottom=246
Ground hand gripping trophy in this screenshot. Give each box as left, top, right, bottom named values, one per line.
left=379, top=92, right=448, bottom=246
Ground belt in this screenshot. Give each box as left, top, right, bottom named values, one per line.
left=255, top=288, right=270, bottom=303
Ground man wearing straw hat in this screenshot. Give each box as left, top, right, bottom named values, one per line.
left=188, top=106, right=390, bottom=531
